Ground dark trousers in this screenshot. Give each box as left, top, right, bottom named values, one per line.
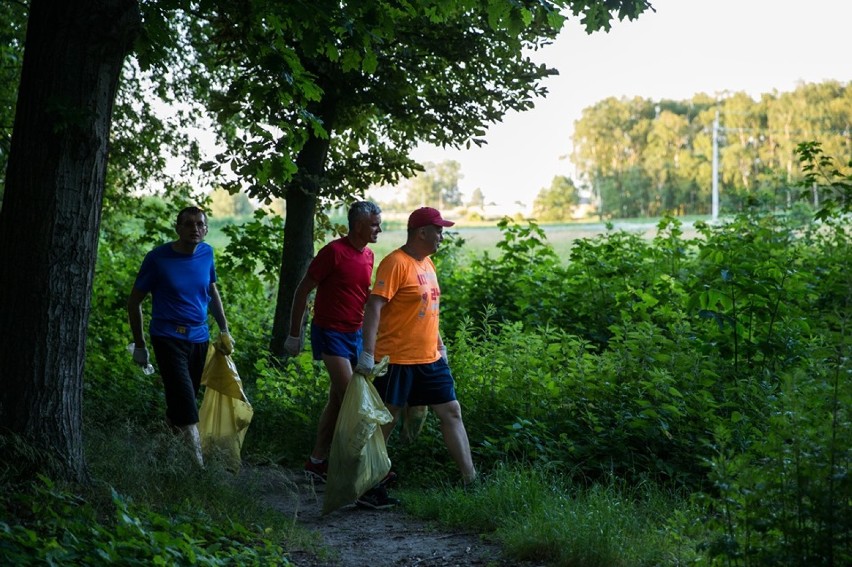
left=151, top=336, right=208, bottom=427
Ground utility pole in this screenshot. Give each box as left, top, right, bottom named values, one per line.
left=712, top=110, right=720, bottom=222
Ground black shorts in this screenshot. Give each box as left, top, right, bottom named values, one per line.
left=372, top=359, right=457, bottom=407
left=151, top=336, right=208, bottom=427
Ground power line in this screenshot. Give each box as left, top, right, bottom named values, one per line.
left=712, top=112, right=719, bottom=221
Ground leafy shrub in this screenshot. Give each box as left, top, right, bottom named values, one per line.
left=702, top=358, right=851, bottom=566
left=0, top=476, right=288, bottom=566
left=437, top=207, right=850, bottom=562
left=451, top=314, right=726, bottom=486
left=439, top=218, right=567, bottom=339
left=241, top=354, right=329, bottom=463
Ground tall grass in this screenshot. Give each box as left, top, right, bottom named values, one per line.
left=84, top=421, right=316, bottom=544
left=399, top=465, right=703, bottom=566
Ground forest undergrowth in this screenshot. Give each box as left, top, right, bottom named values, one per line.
left=3, top=160, right=850, bottom=565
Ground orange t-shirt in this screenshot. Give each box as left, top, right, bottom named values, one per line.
left=371, top=249, right=441, bottom=364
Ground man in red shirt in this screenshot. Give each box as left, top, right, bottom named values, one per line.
left=285, top=201, right=383, bottom=482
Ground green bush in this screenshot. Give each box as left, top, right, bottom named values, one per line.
left=0, top=476, right=288, bottom=566
left=438, top=208, right=850, bottom=563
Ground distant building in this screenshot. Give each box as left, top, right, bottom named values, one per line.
left=459, top=202, right=531, bottom=220
left=572, top=193, right=595, bottom=219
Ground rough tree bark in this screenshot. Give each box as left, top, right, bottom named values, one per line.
left=269, top=134, right=328, bottom=357
left=269, top=85, right=342, bottom=358
left=0, top=0, right=141, bottom=483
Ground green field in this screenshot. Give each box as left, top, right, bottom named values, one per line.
left=207, top=216, right=705, bottom=263
left=381, top=219, right=702, bottom=261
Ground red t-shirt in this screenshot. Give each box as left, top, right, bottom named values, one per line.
left=308, top=237, right=374, bottom=332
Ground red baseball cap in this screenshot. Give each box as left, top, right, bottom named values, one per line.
left=408, top=207, right=455, bottom=229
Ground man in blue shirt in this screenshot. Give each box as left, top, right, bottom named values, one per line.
left=127, top=206, right=230, bottom=466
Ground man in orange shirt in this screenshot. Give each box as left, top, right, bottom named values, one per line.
left=356, top=207, right=476, bottom=508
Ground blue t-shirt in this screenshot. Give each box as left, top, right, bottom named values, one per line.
left=134, top=242, right=217, bottom=342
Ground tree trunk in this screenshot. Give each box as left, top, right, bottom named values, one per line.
left=0, top=0, right=140, bottom=483
left=269, top=132, right=330, bottom=356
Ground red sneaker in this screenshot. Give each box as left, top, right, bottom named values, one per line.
left=379, top=470, right=398, bottom=487
left=304, top=459, right=328, bottom=483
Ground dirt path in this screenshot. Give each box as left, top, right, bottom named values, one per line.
left=249, top=467, right=540, bottom=567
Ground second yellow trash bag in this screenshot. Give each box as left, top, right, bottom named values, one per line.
left=199, top=334, right=253, bottom=471
left=322, top=357, right=392, bottom=515
left=400, top=405, right=428, bottom=444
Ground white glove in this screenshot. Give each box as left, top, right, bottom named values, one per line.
left=284, top=335, right=302, bottom=356
left=132, top=346, right=150, bottom=366
left=354, top=351, right=375, bottom=375
left=439, top=345, right=448, bottom=363
left=218, top=331, right=234, bottom=355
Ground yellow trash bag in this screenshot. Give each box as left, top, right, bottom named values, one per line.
left=322, top=357, right=392, bottom=515
left=400, top=405, right=428, bottom=444
left=199, top=334, right=253, bottom=471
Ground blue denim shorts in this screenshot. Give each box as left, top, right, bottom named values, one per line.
left=372, top=359, right=457, bottom=407
left=310, top=324, right=362, bottom=366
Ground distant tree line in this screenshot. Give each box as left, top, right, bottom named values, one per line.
left=572, top=81, right=852, bottom=218
left=375, top=82, right=851, bottom=223
left=376, top=161, right=582, bottom=221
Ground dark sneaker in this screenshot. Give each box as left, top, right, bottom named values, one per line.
left=304, top=459, right=328, bottom=483
left=355, top=485, right=400, bottom=510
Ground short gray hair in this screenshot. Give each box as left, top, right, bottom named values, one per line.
left=348, top=201, right=381, bottom=230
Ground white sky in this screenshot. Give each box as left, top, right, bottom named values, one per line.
left=384, top=0, right=852, bottom=210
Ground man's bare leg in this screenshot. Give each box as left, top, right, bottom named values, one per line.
left=310, top=354, right=354, bottom=460
left=181, top=423, right=204, bottom=467
left=430, top=400, right=476, bottom=482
